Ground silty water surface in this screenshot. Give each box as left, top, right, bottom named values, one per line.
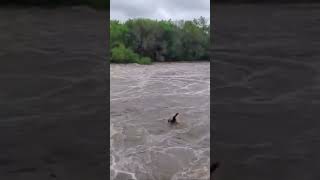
left=110, top=62, right=210, bottom=180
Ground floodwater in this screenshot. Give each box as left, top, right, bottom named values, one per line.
left=110, top=62, right=210, bottom=180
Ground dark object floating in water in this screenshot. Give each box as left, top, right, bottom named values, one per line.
left=49, top=173, right=57, bottom=178
left=211, top=162, right=220, bottom=174
left=168, top=113, right=179, bottom=124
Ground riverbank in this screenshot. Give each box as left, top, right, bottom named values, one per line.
left=110, top=60, right=210, bottom=65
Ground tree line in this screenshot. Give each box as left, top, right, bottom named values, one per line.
left=110, top=17, right=210, bottom=64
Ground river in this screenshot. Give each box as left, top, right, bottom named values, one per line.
left=110, top=62, right=210, bottom=180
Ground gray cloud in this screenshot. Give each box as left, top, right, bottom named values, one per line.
left=111, top=0, right=210, bottom=21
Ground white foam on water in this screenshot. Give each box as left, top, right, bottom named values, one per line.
left=111, top=62, right=210, bottom=180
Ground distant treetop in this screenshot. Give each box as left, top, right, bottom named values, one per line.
left=110, top=17, right=210, bottom=64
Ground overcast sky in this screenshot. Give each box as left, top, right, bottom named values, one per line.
left=111, top=0, right=210, bottom=21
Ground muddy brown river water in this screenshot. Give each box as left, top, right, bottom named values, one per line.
left=110, top=62, right=210, bottom=180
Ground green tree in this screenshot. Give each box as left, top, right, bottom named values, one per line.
left=110, top=20, right=128, bottom=48
left=110, top=17, right=210, bottom=63
left=111, top=43, right=139, bottom=63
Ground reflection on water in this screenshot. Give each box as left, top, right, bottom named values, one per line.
left=110, top=62, right=210, bottom=180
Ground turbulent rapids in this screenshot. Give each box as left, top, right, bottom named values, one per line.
left=110, top=62, right=210, bottom=180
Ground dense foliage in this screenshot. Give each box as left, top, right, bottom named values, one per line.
left=110, top=17, right=210, bottom=64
